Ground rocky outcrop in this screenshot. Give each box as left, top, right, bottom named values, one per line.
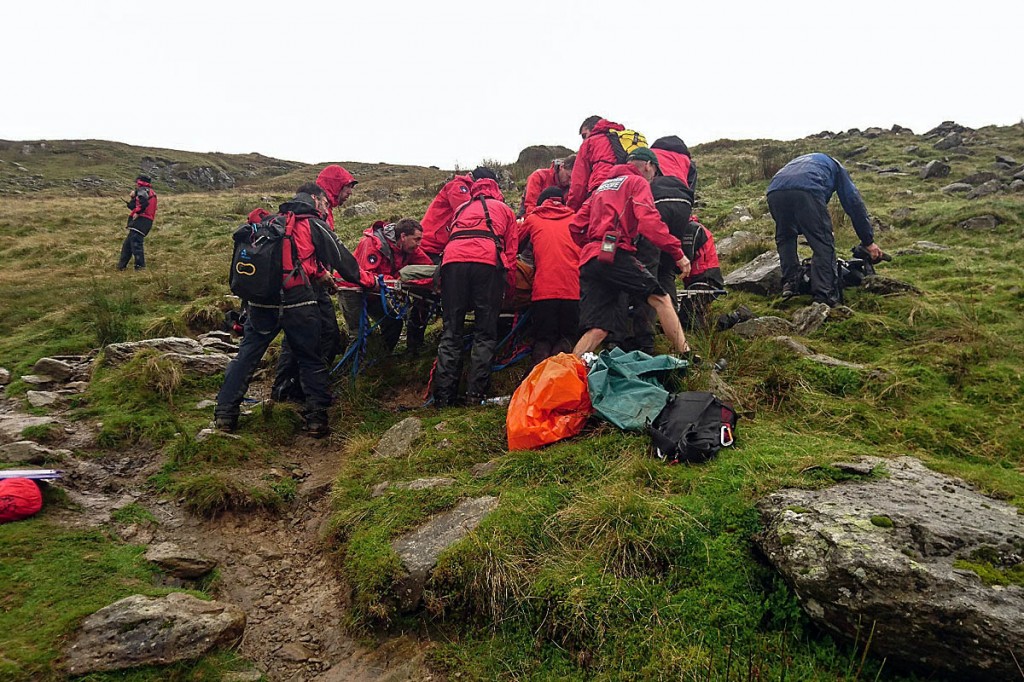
left=64, top=592, right=245, bottom=674
left=966, top=179, right=1002, bottom=199
left=392, top=496, right=499, bottom=611
left=723, top=251, right=782, bottom=296
left=757, top=456, right=1024, bottom=681
left=0, top=414, right=57, bottom=444
left=0, top=440, right=70, bottom=464
left=160, top=352, right=232, bottom=376
left=374, top=417, right=423, bottom=458
left=372, top=477, right=456, bottom=498
left=103, top=338, right=204, bottom=365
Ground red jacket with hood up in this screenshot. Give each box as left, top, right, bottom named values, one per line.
left=569, top=164, right=683, bottom=267
left=339, top=222, right=433, bottom=290
left=566, top=119, right=625, bottom=211
left=420, top=174, right=474, bottom=255
left=129, top=178, right=158, bottom=221
left=522, top=164, right=569, bottom=216
left=315, top=165, right=356, bottom=230
left=521, top=200, right=579, bottom=301
left=442, top=178, right=518, bottom=272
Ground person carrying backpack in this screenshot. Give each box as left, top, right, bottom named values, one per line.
left=432, top=177, right=519, bottom=407
left=420, top=167, right=499, bottom=261
left=767, top=153, right=884, bottom=306
left=216, top=184, right=363, bottom=437
left=566, top=116, right=646, bottom=211
left=117, top=175, right=158, bottom=271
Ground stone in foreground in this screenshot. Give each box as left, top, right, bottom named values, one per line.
left=64, top=592, right=245, bottom=674
left=392, top=496, right=499, bottom=611
left=145, top=542, right=217, bottom=579
left=757, top=456, right=1024, bottom=681
left=722, top=251, right=782, bottom=296
left=374, top=417, right=423, bottom=458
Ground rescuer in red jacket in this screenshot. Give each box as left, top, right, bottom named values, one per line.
left=420, top=166, right=499, bottom=260
left=520, top=186, right=580, bottom=365
left=569, top=148, right=692, bottom=356
left=117, top=175, right=158, bottom=271
left=518, top=155, right=575, bottom=218
left=338, top=218, right=432, bottom=352
left=315, top=164, right=357, bottom=230
left=432, top=178, right=519, bottom=407
left=566, top=116, right=627, bottom=211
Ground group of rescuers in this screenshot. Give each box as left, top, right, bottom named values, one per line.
left=206, top=115, right=884, bottom=436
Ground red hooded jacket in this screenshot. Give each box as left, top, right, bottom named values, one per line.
left=316, top=164, right=356, bottom=230
left=569, top=164, right=683, bottom=267
left=652, top=148, right=694, bottom=190
left=566, top=119, right=625, bottom=211
left=521, top=200, right=580, bottom=301
left=683, top=216, right=721, bottom=284
left=129, top=179, right=158, bottom=221
left=420, top=174, right=474, bottom=255
left=522, top=164, right=569, bottom=216
left=339, top=222, right=433, bottom=290
left=442, top=179, right=518, bottom=272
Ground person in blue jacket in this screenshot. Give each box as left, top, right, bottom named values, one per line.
left=766, top=153, right=884, bottom=305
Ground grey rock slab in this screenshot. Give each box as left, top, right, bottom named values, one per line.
left=933, top=132, right=963, bottom=150
left=919, top=160, right=950, bottom=179
left=843, top=145, right=868, bottom=158
left=1010, top=179, right=1024, bottom=192
left=0, top=414, right=57, bottom=444
left=959, top=215, right=999, bottom=231
left=862, top=275, right=921, bottom=295
left=470, top=460, right=500, bottom=478
left=772, top=336, right=813, bottom=356
left=32, top=357, right=74, bottom=381
left=21, top=374, right=57, bottom=387
left=26, top=390, right=61, bottom=408
left=160, top=352, right=232, bottom=376
left=959, top=171, right=998, bottom=185
left=198, top=338, right=239, bottom=354
left=0, top=440, right=71, bottom=464
left=0, top=367, right=9, bottom=385
left=723, top=251, right=782, bottom=296
left=757, top=456, right=1024, bottom=681
left=940, top=182, right=972, bottom=194
left=731, top=316, right=796, bottom=339
left=198, top=330, right=234, bottom=343
left=715, top=230, right=762, bottom=259
left=145, top=542, right=217, bottom=579
left=372, top=477, right=457, bottom=497
left=63, top=592, right=245, bottom=675
left=392, top=496, right=499, bottom=611
left=803, top=354, right=867, bottom=371
left=995, top=154, right=1018, bottom=165
left=374, top=417, right=423, bottom=458
left=966, top=179, right=1002, bottom=200
left=832, top=460, right=877, bottom=475
left=791, top=303, right=830, bottom=336
left=103, top=337, right=204, bottom=366
left=914, top=241, right=949, bottom=251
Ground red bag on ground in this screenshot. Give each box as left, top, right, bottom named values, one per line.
left=0, top=478, right=43, bottom=523
left=507, top=353, right=593, bottom=450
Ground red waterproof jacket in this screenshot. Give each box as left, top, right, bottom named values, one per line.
left=442, top=179, right=518, bottom=272
left=683, top=216, right=721, bottom=284
left=521, top=200, right=580, bottom=301
left=420, top=174, right=474, bottom=255
left=566, top=119, right=625, bottom=211
left=523, top=164, right=569, bottom=216
left=569, top=164, right=683, bottom=266
left=316, top=164, right=356, bottom=230
left=339, top=222, right=433, bottom=290
left=129, top=179, right=158, bottom=220
left=653, top=149, right=694, bottom=191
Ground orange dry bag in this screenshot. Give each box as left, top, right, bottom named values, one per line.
left=506, top=353, right=593, bottom=450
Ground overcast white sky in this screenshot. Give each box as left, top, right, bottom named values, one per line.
left=2, top=1, right=1020, bottom=169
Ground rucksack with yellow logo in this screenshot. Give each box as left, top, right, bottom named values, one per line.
left=607, top=129, right=649, bottom=163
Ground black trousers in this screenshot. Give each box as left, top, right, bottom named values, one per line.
left=531, top=298, right=579, bottom=366
left=117, top=218, right=151, bottom=269
left=768, top=189, right=840, bottom=306
left=216, top=290, right=330, bottom=424
left=271, top=287, right=342, bottom=403
left=433, top=262, right=503, bottom=404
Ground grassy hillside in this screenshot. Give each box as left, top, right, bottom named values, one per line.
left=1, top=123, right=1022, bottom=681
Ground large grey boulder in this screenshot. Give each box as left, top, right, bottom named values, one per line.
left=145, top=542, right=217, bottom=579
left=0, top=367, right=9, bottom=385
left=32, top=357, right=75, bottom=381
left=791, top=302, right=831, bottom=336
left=723, top=251, right=782, bottom=296
left=933, top=132, right=963, bottom=150
left=959, top=215, right=999, bottom=231
left=26, top=390, right=61, bottom=408
left=374, top=417, right=423, bottom=458
left=966, top=179, right=1002, bottom=200
left=919, top=160, right=950, bottom=179
left=940, top=182, right=972, bottom=194
left=757, top=456, right=1024, bottom=681
left=64, top=593, right=245, bottom=675
left=392, top=496, right=499, bottom=611
left=104, top=338, right=204, bottom=366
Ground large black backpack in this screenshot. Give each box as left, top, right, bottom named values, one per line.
left=229, top=213, right=304, bottom=306
left=649, top=392, right=737, bottom=464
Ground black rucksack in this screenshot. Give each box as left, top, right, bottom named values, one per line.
left=229, top=213, right=304, bottom=306
left=648, top=392, right=737, bottom=464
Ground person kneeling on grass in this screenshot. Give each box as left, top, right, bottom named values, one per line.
left=569, top=148, right=692, bottom=357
